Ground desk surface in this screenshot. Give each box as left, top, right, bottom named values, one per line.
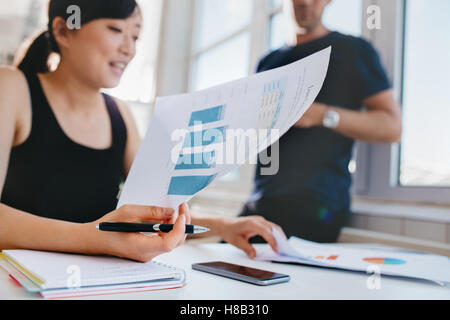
left=1, top=243, right=449, bottom=300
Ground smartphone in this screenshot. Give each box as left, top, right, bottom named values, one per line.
left=192, top=261, right=290, bottom=286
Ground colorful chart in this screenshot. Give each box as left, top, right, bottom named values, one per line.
left=313, top=255, right=338, bottom=260
left=363, top=257, right=406, bottom=265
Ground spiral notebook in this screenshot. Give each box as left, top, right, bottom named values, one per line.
left=0, top=250, right=186, bottom=298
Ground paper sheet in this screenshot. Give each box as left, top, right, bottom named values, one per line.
left=258, top=229, right=450, bottom=285
left=117, top=47, right=332, bottom=209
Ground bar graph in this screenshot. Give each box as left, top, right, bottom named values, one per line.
left=168, top=105, right=226, bottom=197
left=175, top=151, right=216, bottom=170
left=189, top=105, right=225, bottom=126
left=182, top=126, right=228, bottom=148
left=168, top=175, right=217, bottom=196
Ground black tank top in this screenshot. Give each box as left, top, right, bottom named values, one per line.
left=1, top=73, right=127, bottom=223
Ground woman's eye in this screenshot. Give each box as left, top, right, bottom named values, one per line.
left=108, top=26, right=122, bottom=33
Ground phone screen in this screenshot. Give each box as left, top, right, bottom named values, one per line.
left=193, top=261, right=288, bottom=281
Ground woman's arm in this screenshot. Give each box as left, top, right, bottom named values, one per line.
left=0, top=67, right=23, bottom=193
left=0, top=204, right=95, bottom=253
left=0, top=67, right=87, bottom=253
left=0, top=68, right=188, bottom=262
left=0, top=202, right=189, bottom=262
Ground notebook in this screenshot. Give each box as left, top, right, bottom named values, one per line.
left=0, top=250, right=186, bottom=298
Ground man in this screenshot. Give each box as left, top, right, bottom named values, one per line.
left=239, top=0, right=402, bottom=243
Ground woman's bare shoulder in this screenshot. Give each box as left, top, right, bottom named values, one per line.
left=0, top=66, right=28, bottom=97
left=0, top=67, right=31, bottom=137
left=0, top=65, right=26, bottom=79
left=111, top=96, right=137, bottom=130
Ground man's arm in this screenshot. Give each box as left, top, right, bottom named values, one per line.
left=295, top=89, right=402, bottom=143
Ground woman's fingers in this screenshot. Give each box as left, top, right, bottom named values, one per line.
left=179, top=202, right=191, bottom=224
left=161, top=211, right=186, bottom=251
left=136, top=213, right=186, bottom=259
left=177, top=203, right=190, bottom=246
left=250, top=219, right=278, bottom=253
left=232, top=237, right=257, bottom=259
left=118, top=204, right=174, bottom=221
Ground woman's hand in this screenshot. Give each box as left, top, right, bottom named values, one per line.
left=84, top=203, right=191, bottom=262
left=216, top=216, right=286, bottom=259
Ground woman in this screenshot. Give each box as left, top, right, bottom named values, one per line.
left=0, top=0, right=283, bottom=262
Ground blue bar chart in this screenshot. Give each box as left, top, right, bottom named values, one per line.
left=168, top=175, right=217, bottom=196
left=189, top=105, right=225, bottom=126
left=182, top=126, right=228, bottom=148
left=174, top=151, right=216, bottom=170
left=169, top=105, right=226, bottom=197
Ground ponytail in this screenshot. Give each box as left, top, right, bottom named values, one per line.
left=16, top=31, right=54, bottom=75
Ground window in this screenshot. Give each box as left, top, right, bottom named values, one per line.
left=322, top=0, right=363, bottom=37
left=191, top=32, right=251, bottom=91
left=399, top=0, right=450, bottom=187
left=190, top=0, right=253, bottom=92
left=0, top=0, right=47, bottom=65
left=353, top=0, right=450, bottom=205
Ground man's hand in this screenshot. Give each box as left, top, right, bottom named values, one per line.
left=294, top=102, right=327, bottom=128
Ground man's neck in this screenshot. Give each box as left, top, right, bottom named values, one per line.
left=290, top=23, right=330, bottom=46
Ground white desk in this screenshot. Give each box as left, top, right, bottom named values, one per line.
left=0, top=243, right=449, bottom=300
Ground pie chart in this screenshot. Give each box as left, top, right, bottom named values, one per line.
left=363, top=257, right=406, bottom=265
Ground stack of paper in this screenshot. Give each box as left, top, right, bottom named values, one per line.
left=0, top=250, right=185, bottom=299
left=257, top=229, right=450, bottom=285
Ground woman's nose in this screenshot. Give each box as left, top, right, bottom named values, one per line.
left=119, top=35, right=135, bottom=58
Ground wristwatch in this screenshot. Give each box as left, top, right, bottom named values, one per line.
left=322, top=108, right=340, bottom=129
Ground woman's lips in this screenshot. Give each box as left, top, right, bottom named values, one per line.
left=109, top=61, right=127, bottom=77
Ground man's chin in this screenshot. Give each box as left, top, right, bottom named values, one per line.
left=296, top=20, right=320, bottom=33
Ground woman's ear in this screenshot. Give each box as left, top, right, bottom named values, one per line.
left=51, top=16, right=72, bottom=51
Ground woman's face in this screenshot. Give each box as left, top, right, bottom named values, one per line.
left=62, top=9, right=142, bottom=89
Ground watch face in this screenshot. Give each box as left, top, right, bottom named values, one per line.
left=323, top=110, right=340, bottom=128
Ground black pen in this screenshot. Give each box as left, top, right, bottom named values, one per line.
left=96, top=222, right=210, bottom=234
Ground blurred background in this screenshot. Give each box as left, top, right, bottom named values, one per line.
left=1, top=0, right=449, bottom=254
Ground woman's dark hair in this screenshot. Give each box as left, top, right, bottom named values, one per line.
left=16, top=0, right=138, bottom=75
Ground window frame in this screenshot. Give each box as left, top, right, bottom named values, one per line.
left=353, top=0, right=450, bottom=205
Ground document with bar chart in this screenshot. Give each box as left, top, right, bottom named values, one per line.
left=117, top=47, right=331, bottom=209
